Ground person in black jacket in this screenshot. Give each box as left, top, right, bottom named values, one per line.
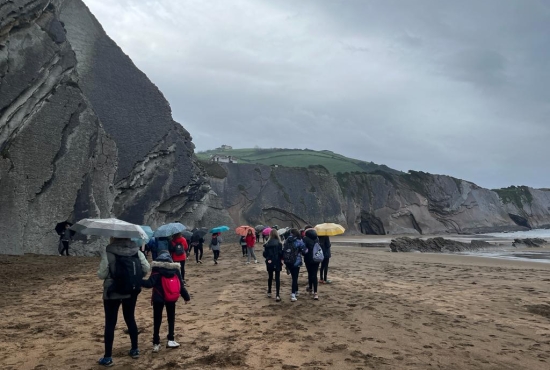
left=302, top=226, right=320, bottom=300
left=263, top=229, right=283, bottom=302
left=318, top=235, right=332, bottom=284
left=141, top=252, right=190, bottom=353
left=190, top=234, right=205, bottom=264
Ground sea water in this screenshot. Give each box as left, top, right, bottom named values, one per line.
left=462, top=229, right=550, bottom=263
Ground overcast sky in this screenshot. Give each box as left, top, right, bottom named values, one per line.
left=83, top=0, right=550, bottom=189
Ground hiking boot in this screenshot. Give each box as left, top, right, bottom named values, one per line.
left=167, top=340, right=180, bottom=348
left=276, top=296, right=281, bottom=302
left=291, top=294, right=297, bottom=302
left=313, top=293, right=319, bottom=300
left=98, top=357, right=113, bottom=367
left=152, top=344, right=160, bottom=353
left=128, top=349, right=140, bottom=359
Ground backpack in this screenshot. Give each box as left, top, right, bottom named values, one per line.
left=161, top=274, right=181, bottom=302
left=283, top=240, right=300, bottom=267
left=110, top=254, right=143, bottom=296
left=211, top=237, right=219, bottom=247
left=312, top=240, right=324, bottom=263
left=173, top=243, right=185, bottom=256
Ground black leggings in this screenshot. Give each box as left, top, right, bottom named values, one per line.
left=289, top=266, right=300, bottom=294
left=306, top=262, right=320, bottom=293
left=153, top=301, right=176, bottom=345
left=213, top=250, right=220, bottom=261
left=61, top=241, right=69, bottom=256
left=320, top=258, right=330, bottom=281
left=267, top=269, right=281, bottom=296
left=179, top=260, right=186, bottom=281
left=194, top=246, right=203, bottom=262
left=241, top=245, right=247, bottom=256
left=103, top=295, right=138, bottom=357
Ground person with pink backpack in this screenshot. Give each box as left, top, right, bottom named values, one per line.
left=141, top=252, right=190, bottom=353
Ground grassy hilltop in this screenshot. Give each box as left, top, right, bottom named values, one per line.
left=196, top=147, right=401, bottom=175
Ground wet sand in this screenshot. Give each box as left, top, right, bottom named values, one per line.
left=0, top=244, right=549, bottom=369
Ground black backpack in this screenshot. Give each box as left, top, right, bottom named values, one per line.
left=173, top=243, right=185, bottom=256
left=283, top=239, right=300, bottom=266
left=109, top=254, right=143, bottom=296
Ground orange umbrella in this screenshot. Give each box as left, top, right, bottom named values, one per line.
left=235, top=225, right=255, bottom=236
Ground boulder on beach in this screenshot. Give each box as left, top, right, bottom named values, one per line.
left=512, top=238, right=547, bottom=248
left=389, top=237, right=492, bottom=253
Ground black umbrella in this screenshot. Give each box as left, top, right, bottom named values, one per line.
left=254, top=225, right=265, bottom=232
left=182, top=230, right=193, bottom=241
left=192, top=227, right=208, bottom=240
left=55, top=221, right=75, bottom=236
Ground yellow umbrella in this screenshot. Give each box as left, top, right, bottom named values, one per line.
left=314, top=223, right=345, bottom=236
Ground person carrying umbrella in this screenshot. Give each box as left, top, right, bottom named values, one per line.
left=245, top=229, right=258, bottom=264
left=97, top=236, right=151, bottom=366
left=169, top=233, right=189, bottom=285
left=209, top=232, right=222, bottom=264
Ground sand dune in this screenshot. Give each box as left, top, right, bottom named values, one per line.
left=0, top=244, right=549, bottom=369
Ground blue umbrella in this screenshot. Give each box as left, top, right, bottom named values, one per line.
left=168, top=222, right=187, bottom=233
left=131, top=225, right=154, bottom=245
left=210, top=226, right=230, bottom=234
left=154, top=224, right=178, bottom=238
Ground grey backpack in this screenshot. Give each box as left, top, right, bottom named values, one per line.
left=312, top=240, right=324, bottom=263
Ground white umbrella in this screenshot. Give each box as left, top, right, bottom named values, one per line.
left=277, top=227, right=290, bottom=236
left=71, top=218, right=148, bottom=239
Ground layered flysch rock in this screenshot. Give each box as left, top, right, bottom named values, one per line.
left=208, top=162, right=550, bottom=235
left=0, top=0, right=231, bottom=255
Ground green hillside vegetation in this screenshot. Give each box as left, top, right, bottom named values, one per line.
left=196, top=148, right=402, bottom=175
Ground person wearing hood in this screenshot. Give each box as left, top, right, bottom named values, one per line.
left=141, top=252, right=191, bottom=353
left=283, top=229, right=307, bottom=302
left=302, top=226, right=320, bottom=300
left=263, top=229, right=283, bottom=301
left=97, top=238, right=151, bottom=367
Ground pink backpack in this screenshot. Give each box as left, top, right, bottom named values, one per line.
left=161, top=275, right=181, bottom=302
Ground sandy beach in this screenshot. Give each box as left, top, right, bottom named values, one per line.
left=1, top=243, right=549, bottom=370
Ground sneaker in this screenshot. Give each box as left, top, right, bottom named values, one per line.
left=276, top=296, right=281, bottom=302
left=254, top=260, right=258, bottom=264
left=295, top=291, right=300, bottom=297
left=153, top=344, right=160, bottom=353
left=198, top=260, right=202, bottom=264
left=313, top=293, right=319, bottom=300
left=291, top=294, right=297, bottom=302
left=98, top=357, right=113, bottom=367
left=319, top=280, right=325, bottom=284
left=167, top=340, right=180, bottom=348
left=246, top=262, right=250, bottom=265
left=214, top=260, right=218, bottom=265
left=128, top=348, right=140, bottom=359
left=267, top=292, right=272, bottom=298
left=326, top=279, right=332, bottom=284
left=306, top=287, right=311, bottom=293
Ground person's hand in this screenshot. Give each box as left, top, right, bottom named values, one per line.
left=267, top=259, right=272, bottom=263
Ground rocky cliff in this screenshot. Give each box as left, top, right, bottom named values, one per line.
left=207, top=162, right=550, bottom=235
left=0, top=0, right=231, bottom=255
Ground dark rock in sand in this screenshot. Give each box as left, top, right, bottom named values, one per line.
left=389, top=237, right=492, bottom=253
left=512, top=238, right=547, bottom=248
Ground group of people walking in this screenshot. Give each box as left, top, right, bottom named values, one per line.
left=96, top=224, right=332, bottom=367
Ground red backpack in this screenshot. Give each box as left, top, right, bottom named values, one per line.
left=161, top=275, right=181, bottom=302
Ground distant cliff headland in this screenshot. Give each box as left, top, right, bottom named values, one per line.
left=2, top=1, right=549, bottom=255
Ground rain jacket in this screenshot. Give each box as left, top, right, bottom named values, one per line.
left=263, top=238, right=283, bottom=272
left=209, top=235, right=222, bottom=251
left=141, top=253, right=190, bottom=303
left=318, top=236, right=331, bottom=259
left=284, top=236, right=307, bottom=267
left=97, top=239, right=150, bottom=300
left=170, top=236, right=188, bottom=262
left=245, top=233, right=256, bottom=248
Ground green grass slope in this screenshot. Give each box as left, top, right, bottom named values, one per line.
left=196, top=148, right=401, bottom=175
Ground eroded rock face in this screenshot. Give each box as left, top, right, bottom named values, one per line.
left=0, top=0, right=231, bottom=255
left=211, top=164, right=550, bottom=235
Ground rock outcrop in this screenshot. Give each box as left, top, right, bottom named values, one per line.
left=512, top=238, right=547, bottom=248
left=0, top=0, right=231, bottom=255
left=389, top=237, right=492, bottom=253
left=208, top=163, right=550, bottom=235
